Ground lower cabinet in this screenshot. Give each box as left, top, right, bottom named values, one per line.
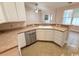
left=36, top=29, right=54, bottom=41
left=18, top=33, right=26, bottom=48
left=54, top=30, right=66, bottom=46
left=18, top=29, right=68, bottom=48
left=36, top=29, right=68, bottom=47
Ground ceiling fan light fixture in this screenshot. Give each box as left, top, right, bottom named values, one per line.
left=34, top=3, right=40, bottom=13
left=35, top=8, right=39, bottom=13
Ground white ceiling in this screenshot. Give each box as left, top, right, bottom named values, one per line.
left=25, top=2, right=77, bottom=12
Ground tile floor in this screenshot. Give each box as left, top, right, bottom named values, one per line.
left=21, top=41, right=79, bottom=56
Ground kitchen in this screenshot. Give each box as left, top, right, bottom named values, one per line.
left=0, top=2, right=79, bottom=56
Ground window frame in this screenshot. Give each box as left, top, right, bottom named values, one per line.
left=63, top=9, right=74, bottom=25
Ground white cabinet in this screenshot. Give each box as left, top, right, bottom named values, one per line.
left=0, top=3, right=6, bottom=23
left=2, top=2, right=18, bottom=22
left=18, top=33, right=26, bottom=48
left=54, top=30, right=64, bottom=46
left=36, top=29, right=68, bottom=47
left=36, top=29, right=54, bottom=41
left=15, top=2, right=26, bottom=21
left=0, top=2, right=26, bottom=22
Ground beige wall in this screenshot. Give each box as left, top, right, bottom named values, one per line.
left=55, top=7, right=64, bottom=24
left=24, top=3, right=79, bottom=25
left=54, top=3, right=79, bottom=24
left=25, top=5, right=42, bottom=25
left=41, top=9, right=56, bottom=24
left=63, top=3, right=79, bottom=10
left=55, top=3, right=79, bottom=31
left=25, top=3, right=56, bottom=25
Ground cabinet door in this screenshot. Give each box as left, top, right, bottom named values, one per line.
left=36, top=29, right=54, bottom=41
left=54, top=30, right=64, bottom=46
left=0, top=3, right=6, bottom=23
left=15, top=2, right=26, bottom=21
left=2, top=2, right=18, bottom=21
left=18, top=33, right=26, bottom=48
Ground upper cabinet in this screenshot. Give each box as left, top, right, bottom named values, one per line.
left=15, top=2, right=27, bottom=21
left=0, top=3, right=6, bottom=23
left=0, top=2, right=26, bottom=23
left=2, top=2, right=18, bottom=22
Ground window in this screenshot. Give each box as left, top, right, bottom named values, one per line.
left=72, top=8, right=79, bottom=26
left=44, top=15, right=49, bottom=20
left=44, top=14, right=53, bottom=24
left=63, top=9, right=73, bottom=24
left=63, top=18, right=72, bottom=24
left=72, top=18, right=79, bottom=25
left=63, top=8, right=79, bottom=26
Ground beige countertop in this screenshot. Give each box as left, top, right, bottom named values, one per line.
left=37, top=26, right=68, bottom=31
left=0, top=25, right=68, bottom=54
left=0, top=31, right=18, bottom=53
left=18, top=25, right=68, bottom=33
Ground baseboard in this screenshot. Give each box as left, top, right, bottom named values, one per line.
left=37, top=40, right=62, bottom=47
left=21, top=40, right=63, bottom=49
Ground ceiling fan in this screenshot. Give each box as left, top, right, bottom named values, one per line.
left=34, top=3, right=41, bottom=13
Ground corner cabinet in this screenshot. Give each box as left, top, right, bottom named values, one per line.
left=36, top=29, right=68, bottom=47
left=54, top=30, right=68, bottom=47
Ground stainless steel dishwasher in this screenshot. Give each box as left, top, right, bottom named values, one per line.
left=25, top=30, right=36, bottom=46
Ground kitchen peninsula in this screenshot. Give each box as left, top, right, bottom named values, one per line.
left=0, top=24, right=69, bottom=56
